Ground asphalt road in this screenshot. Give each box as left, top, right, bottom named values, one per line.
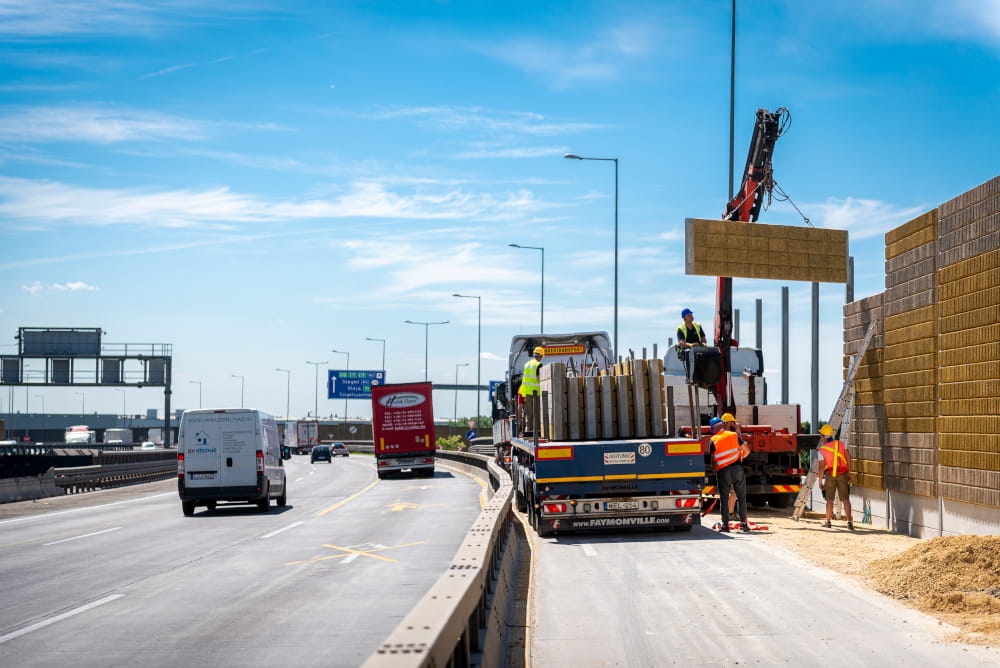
left=528, top=523, right=1000, bottom=667
left=0, top=455, right=486, bottom=667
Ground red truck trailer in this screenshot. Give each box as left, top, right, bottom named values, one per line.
left=371, top=382, right=435, bottom=479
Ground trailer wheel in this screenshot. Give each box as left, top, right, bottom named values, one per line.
left=515, top=486, right=527, bottom=513
left=748, top=494, right=768, bottom=509
left=182, top=501, right=195, bottom=516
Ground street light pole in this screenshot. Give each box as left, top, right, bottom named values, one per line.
left=188, top=380, right=202, bottom=409
left=331, top=349, right=350, bottom=419
left=365, top=337, right=387, bottom=377
left=275, top=369, right=290, bottom=419
left=564, top=153, right=619, bottom=355
left=305, top=361, right=326, bottom=418
left=453, top=293, right=482, bottom=432
left=404, top=320, right=449, bottom=382
left=508, top=244, right=544, bottom=333
left=453, top=362, right=469, bottom=436
left=231, top=374, right=245, bottom=408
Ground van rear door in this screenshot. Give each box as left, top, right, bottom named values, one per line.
left=182, top=410, right=258, bottom=491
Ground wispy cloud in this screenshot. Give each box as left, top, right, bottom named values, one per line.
left=454, top=145, right=568, bottom=159
left=0, top=106, right=211, bottom=144
left=807, top=197, right=929, bottom=240
left=365, top=106, right=604, bottom=136
left=52, top=281, right=99, bottom=291
left=469, top=19, right=663, bottom=88
left=21, top=281, right=43, bottom=296
left=0, top=177, right=550, bottom=230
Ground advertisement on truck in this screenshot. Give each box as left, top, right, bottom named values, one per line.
left=371, top=382, right=435, bottom=479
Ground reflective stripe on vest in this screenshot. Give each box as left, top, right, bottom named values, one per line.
left=820, top=440, right=849, bottom=477
left=519, top=358, right=541, bottom=396
left=711, top=431, right=741, bottom=470
left=677, top=321, right=705, bottom=345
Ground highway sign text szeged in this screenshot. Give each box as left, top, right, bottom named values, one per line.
left=328, top=370, right=385, bottom=399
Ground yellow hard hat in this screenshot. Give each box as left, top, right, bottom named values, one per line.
left=721, top=412, right=736, bottom=422
left=819, top=424, right=834, bottom=437
left=533, top=346, right=545, bottom=356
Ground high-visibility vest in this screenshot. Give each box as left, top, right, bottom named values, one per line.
left=819, top=440, right=850, bottom=477
left=711, top=430, right=742, bottom=471
left=677, top=321, right=705, bottom=346
left=519, top=358, right=541, bottom=396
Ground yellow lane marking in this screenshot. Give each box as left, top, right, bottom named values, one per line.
left=439, top=462, right=488, bottom=509
left=386, top=502, right=444, bottom=511
left=286, top=541, right=427, bottom=566
left=316, top=478, right=379, bottom=516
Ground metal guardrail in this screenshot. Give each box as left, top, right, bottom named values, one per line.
left=54, top=459, right=177, bottom=493
left=362, top=448, right=524, bottom=668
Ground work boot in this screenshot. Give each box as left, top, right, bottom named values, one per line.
left=822, top=520, right=832, bottom=528
left=847, top=521, right=855, bottom=531
left=739, top=524, right=751, bottom=533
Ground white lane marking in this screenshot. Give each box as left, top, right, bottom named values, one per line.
left=0, top=594, right=124, bottom=645
left=260, top=521, right=303, bottom=539
left=582, top=545, right=597, bottom=557
left=43, top=526, right=123, bottom=546
left=343, top=553, right=360, bottom=564
left=295, top=477, right=305, bottom=482
left=0, top=492, right=175, bottom=525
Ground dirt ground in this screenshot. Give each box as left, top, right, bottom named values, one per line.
left=742, top=507, right=1000, bottom=648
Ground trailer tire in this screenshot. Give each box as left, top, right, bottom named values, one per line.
left=748, top=494, right=769, bottom=509
left=182, top=501, right=195, bottom=516
left=515, top=487, right=527, bottom=513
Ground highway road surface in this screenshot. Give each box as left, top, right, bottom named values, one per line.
left=0, top=455, right=486, bottom=667
left=529, top=523, right=1000, bottom=667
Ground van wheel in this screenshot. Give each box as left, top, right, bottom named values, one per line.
left=277, top=487, right=287, bottom=507
left=182, top=501, right=195, bottom=516
left=206, top=501, right=216, bottom=511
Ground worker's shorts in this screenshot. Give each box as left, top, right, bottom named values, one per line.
left=823, top=471, right=850, bottom=503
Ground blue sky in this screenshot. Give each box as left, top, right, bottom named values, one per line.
left=1, top=0, right=998, bottom=423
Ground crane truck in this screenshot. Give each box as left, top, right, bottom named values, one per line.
left=492, top=333, right=705, bottom=537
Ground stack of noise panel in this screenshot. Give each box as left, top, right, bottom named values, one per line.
left=882, top=210, right=939, bottom=498
left=935, top=175, right=1000, bottom=509
left=842, top=293, right=885, bottom=490
left=539, top=360, right=668, bottom=442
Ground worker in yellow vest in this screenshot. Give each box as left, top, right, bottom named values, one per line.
left=517, top=346, right=544, bottom=437
left=709, top=416, right=751, bottom=533
left=675, top=308, right=707, bottom=354
left=817, top=424, right=854, bottom=530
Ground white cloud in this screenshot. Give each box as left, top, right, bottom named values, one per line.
left=21, top=281, right=43, bottom=296
left=0, top=1, right=247, bottom=38
left=365, top=106, right=604, bottom=136
left=455, top=145, right=568, bottom=159
left=481, top=352, right=503, bottom=361
left=52, top=281, right=99, bottom=291
left=807, top=197, right=928, bottom=240
left=0, top=177, right=550, bottom=230
left=0, top=106, right=211, bottom=144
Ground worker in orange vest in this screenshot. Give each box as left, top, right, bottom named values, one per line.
left=817, top=424, right=854, bottom=530
left=709, top=416, right=751, bottom=533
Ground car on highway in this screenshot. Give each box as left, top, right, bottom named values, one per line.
left=311, top=445, right=333, bottom=463
left=140, top=441, right=157, bottom=450
left=331, top=443, right=349, bottom=457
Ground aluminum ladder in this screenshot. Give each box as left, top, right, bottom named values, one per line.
left=791, top=319, right=876, bottom=520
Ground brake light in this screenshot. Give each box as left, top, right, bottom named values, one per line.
left=544, top=503, right=567, bottom=513
left=785, top=468, right=806, bottom=475
left=674, top=498, right=698, bottom=508
left=256, top=450, right=264, bottom=472
left=423, top=458, right=434, bottom=464
left=177, top=453, right=185, bottom=477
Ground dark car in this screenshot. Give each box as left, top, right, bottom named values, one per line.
left=331, top=443, right=349, bottom=457
left=311, top=445, right=333, bottom=463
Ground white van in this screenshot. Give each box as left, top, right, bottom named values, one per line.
left=177, top=408, right=287, bottom=516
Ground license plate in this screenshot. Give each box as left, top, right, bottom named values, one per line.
left=190, top=473, right=215, bottom=480
left=605, top=501, right=639, bottom=510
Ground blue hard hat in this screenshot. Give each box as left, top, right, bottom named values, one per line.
left=681, top=308, right=693, bottom=318
left=708, top=417, right=722, bottom=430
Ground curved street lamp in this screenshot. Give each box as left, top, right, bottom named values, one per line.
left=404, top=320, right=448, bottom=382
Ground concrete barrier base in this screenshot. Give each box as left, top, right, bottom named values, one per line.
left=0, top=471, right=64, bottom=504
